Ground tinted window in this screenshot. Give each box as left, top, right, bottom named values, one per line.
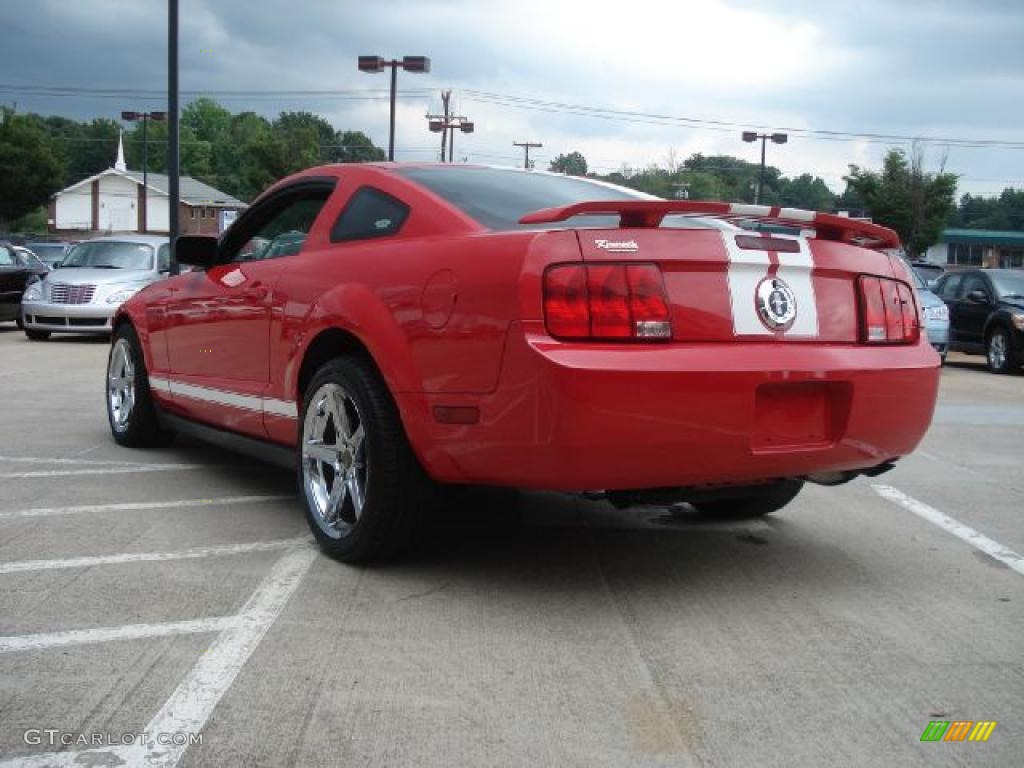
left=228, top=191, right=331, bottom=263
left=961, top=274, right=991, bottom=300
left=331, top=187, right=410, bottom=242
left=937, top=273, right=962, bottom=299
left=397, top=166, right=646, bottom=230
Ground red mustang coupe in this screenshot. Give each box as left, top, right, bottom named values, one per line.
left=107, top=164, right=939, bottom=562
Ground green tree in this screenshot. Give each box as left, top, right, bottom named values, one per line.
left=0, top=111, right=63, bottom=228
left=335, top=130, right=385, bottom=163
left=549, top=151, right=588, bottom=176
left=776, top=173, right=836, bottom=211
left=845, top=148, right=959, bottom=256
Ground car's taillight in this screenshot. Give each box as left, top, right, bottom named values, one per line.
left=858, top=275, right=919, bottom=344
left=543, top=263, right=672, bottom=341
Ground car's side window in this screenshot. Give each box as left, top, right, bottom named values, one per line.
left=938, top=273, right=962, bottom=300
left=157, top=244, right=171, bottom=273
left=0, top=246, right=15, bottom=266
left=961, top=274, right=990, bottom=301
left=330, top=186, right=410, bottom=243
left=224, top=188, right=333, bottom=264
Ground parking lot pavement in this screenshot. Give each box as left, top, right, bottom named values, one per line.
left=0, top=328, right=1021, bottom=768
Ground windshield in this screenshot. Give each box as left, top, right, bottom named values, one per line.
left=26, top=244, right=66, bottom=264
left=990, top=271, right=1024, bottom=299
left=61, top=241, right=154, bottom=270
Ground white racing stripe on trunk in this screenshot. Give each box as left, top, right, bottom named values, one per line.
left=873, top=484, right=1024, bottom=576
left=775, top=238, right=819, bottom=337
left=722, top=232, right=818, bottom=338
left=0, top=545, right=318, bottom=768
left=0, top=616, right=241, bottom=654
left=0, top=537, right=308, bottom=574
left=0, top=495, right=293, bottom=519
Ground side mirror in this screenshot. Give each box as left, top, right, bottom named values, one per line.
left=967, top=289, right=989, bottom=304
left=175, top=235, right=218, bottom=269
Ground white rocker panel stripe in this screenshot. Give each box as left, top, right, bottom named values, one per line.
left=148, top=375, right=297, bottom=420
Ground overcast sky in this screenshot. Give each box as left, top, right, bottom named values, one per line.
left=2, top=0, right=1023, bottom=196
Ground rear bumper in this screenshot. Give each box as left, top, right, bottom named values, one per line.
left=399, top=322, right=941, bottom=490
left=21, top=301, right=114, bottom=334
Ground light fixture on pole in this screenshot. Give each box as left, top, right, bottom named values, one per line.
left=358, top=55, right=431, bottom=161
left=121, top=110, right=166, bottom=233
left=427, top=98, right=473, bottom=163
left=742, top=131, right=787, bottom=204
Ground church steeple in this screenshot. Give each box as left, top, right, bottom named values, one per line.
left=114, top=130, right=127, bottom=171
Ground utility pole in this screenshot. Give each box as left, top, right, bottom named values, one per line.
left=427, top=92, right=473, bottom=162
left=439, top=90, right=450, bottom=161
left=513, top=141, right=542, bottom=169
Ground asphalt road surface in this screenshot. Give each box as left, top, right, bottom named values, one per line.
left=0, top=326, right=1021, bottom=768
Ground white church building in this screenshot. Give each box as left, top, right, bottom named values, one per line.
left=48, top=134, right=245, bottom=236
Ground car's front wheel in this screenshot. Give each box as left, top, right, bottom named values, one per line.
left=299, top=356, right=436, bottom=563
left=106, top=324, right=174, bottom=447
left=691, top=479, right=804, bottom=518
left=986, top=327, right=1019, bottom=374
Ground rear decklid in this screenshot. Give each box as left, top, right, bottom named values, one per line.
left=524, top=201, right=904, bottom=344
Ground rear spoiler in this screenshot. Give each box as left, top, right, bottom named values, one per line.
left=518, top=200, right=899, bottom=250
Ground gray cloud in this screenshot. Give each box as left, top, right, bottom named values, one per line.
left=2, top=0, right=1022, bottom=194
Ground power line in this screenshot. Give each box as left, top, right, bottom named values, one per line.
left=513, top=141, right=542, bottom=169
left=464, top=89, right=1024, bottom=150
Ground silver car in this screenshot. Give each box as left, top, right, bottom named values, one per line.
left=911, top=266, right=950, bottom=361
left=21, top=234, right=170, bottom=340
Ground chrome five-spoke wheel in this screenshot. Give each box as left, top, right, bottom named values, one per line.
left=988, top=331, right=1007, bottom=371
left=302, top=382, right=368, bottom=537
left=107, top=337, right=136, bottom=432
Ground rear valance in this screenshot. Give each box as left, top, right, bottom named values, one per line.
left=518, top=200, right=899, bottom=250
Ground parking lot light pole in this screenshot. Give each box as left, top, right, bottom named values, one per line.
left=742, top=131, right=787, bottom=204
left=120, top=111, right=166, bottom=233
left=167, top=0, right=180, bottom=274
left=358, top=55, right=431, bottom=161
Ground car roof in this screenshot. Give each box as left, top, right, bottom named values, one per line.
left=72, top=234, right=169, bottom=246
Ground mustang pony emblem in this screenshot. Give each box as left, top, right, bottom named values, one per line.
left=756, top=276, right=798, bottom=331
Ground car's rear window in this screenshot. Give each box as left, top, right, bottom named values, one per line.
left=396, top=166, right=646, bottom=230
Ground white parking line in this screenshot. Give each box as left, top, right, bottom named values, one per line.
left=0, top=465, right=208, bottom=479
left=0, top=616, right=241, bottom=654
left=0, top=495, right=294, bottom=519
left=0, top=545, right=318, bottom=768
left=0, top=455, right=154, bottom=467
left=0, top=537, right=308, bottom=574
left=873, top=484, right=1024, bottom=576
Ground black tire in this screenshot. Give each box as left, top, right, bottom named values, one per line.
left=25, top=329, right=49, bottom=341
left=691, top=479, right=804, bottom=518
left=106, top=324, right=175, bottom=447
left=986, top=327, right=1019, bottom=374
left=15, top=314, right=23, bottom=330
left=298, top=355, right=436, bottom=563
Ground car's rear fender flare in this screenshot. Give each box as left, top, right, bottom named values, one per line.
left=286, top=282, right=422, bottom=405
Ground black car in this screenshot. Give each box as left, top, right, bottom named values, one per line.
left=0, top=242, right=49, bottom=327
left=933, top=268, right=1024, bottom=373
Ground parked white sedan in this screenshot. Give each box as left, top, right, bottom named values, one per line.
left=21, top=234, right=170, bottom=340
